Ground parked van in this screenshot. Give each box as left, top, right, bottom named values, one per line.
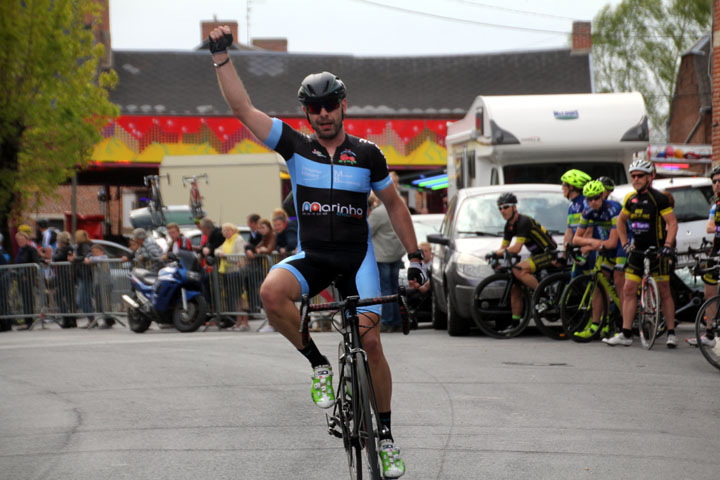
left=446, top=92, right=649, bottom=200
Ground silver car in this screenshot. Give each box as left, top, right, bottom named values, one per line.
left=428, top=184, right=568, bottom=336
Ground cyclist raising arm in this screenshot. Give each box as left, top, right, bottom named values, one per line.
left=610, top=153, right=679, bottom=347
left=209, top=26, right=425, bottom=478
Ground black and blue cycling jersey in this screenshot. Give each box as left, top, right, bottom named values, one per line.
left=262, top=118, right=393, bottom=313
left=579, top=199, right=622, bottom=255
left=264, top=118, right=392, bottom=251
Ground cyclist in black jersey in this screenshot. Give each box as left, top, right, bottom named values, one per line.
left=608, top=153, right=679, bottom=347
left=209, top=26, right=424, bottom=478
left=495, top=193, right=557, bottom=329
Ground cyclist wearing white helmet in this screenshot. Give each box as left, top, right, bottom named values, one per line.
left=688, top=165, right=720, bottom=347
left=608, top=152, right=679, bottom=347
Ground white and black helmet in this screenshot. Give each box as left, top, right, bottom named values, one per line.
left=629, top=151, right=654, bottom=174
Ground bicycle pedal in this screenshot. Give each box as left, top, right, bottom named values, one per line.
left=327, top=427, right=343, bottom=439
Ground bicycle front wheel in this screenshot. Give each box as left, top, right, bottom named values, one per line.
left=336, top=344, right=363, bottom=479
left=560, top=274, right=606, bottom=341
left=694, top=296, right=720, bottom=371
left=639, top=276, right=660, bottom=350
left=472, top=273, right=530, bottom=338
left=532, top=271, right=571, bottom=340
left=355, top=352, right=381, bottom=479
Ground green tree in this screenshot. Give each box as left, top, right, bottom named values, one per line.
left=592, top=0, right=712, bottom=141
left=0, top=0, right=118, bottom=251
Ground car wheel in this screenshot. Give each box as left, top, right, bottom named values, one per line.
left=431, top=287, right=447, bottom=330
left=446, top=287, right=470, bottom=337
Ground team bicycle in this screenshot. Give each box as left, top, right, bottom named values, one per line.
left=469, top=154, right=720, bottom=370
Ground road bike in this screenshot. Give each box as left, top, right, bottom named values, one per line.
left=143, top=174, right=170, bottom=227
left=532, top=245, right=583, bottom=341
left=299, top=288, right=411, bottom=479
left=182, top=173, right=208, bottom=220
left=691, top=259, right=720, bottom=370
left=471, top=250, right=533, bottom=338
left=559, top=248, right=621, bottom=343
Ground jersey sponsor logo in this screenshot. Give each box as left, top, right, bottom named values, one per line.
left=631, top=221, right=650, bottom=231
left=333, top=169, right=366, bottom=189
left=338, top=149, right=357, bottom=165
left=301, top=201, right=364, bottom=219
left=301, top=165, right=323, bottom=181
left=311, top=148, right=326, bottom=158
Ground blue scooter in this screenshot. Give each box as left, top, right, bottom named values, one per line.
left=122, top=250, right=207, bottom=333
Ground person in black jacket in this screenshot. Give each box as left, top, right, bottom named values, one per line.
left=13, top=231, right=43, bottom=330
left=199, top=217, right=225, bottom=303
left=68, top=229, right=94, bottom=327
left=52, top=231, right=76, bottom=327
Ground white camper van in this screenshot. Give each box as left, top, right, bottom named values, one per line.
left=446, top=92, right=649, bottom=200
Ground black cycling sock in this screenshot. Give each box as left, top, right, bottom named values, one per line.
left=298, top=340, right=328, bottom=368
left=378, top=411, right=393, bottom=441
left=622, top=328, right=632, bottom=338
left=667, top=329, right=675, bottom=336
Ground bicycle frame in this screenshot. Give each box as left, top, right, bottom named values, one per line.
left=299, top=290, right=410, bottom=480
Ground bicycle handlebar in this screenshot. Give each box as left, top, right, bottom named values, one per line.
left=298, top=286, right=411, bottom=346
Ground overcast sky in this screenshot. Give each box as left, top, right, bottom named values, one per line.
left=110, top=0, right=622, bottom=56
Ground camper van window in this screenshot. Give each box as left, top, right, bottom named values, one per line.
left=467, top=150, right=476, bottom=182
left=490, top=168, right=499, bottom=185
left=443, top=196, right=458, bottom=237
left=475, top=108, right=484, bottom=136
left=503, top=163, right=626, bottom=186
left=670, top=187, right=712, bottom=222
left=455, top=153, right=465, bottom=191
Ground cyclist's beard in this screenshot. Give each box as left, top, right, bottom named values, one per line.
left=309, top=112, right=344, bottom=140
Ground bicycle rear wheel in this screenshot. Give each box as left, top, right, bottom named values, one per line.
left=694, top=296, right=720, bottom=371
left=471, top=273, right=531, bottom=338
left=354, top=352, right=381, bottom=479
left=560, top=274, right=606, bottom=341
left=639, top=276, right=660, bottom=350
left=532, top=271, right=570, bottom=340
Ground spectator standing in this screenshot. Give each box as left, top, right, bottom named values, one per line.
left=246, top=214, right=262, bottom=251
left=271, top=208, right=297, bottom=257
left=17, top=224, right=38, bottom=249
left=121, top=238, right=139, bottom=264
left=85, top=243, right=114, bottom=328
left=52, top=232, right=76, bottom=328
left=369, top=196, right=406, bottom=332
left=164, top=223, right=193, bottom=259
left=132, top=228, right=164, bottom=272
left=68, top=229, right=94, bottom=327
left=215, top=223, right=249, bottom=331
left=247, top=218, right=275, bottom=331
left=198, top=217, right=225, bottom=304
left=36, top=218, right=57, bottom=254
left=14, top=230, right=43, bottom=330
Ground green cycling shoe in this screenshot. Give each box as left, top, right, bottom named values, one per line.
left=311, top=364, right=335, bottom=409
left=574, top=322, right=599, bottom=339
left=379, top=439, right=406, bottom=478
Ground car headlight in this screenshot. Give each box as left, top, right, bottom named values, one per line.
left=456, top=253, right=489, bottom=278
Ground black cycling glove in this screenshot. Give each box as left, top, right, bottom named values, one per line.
left=209, top=32, right=234, bottom=54
left=660, top=245, right=673, bottom=257
left=623, top=242, right=634, bottom=255
left=407, top=261, right=428, bottom=286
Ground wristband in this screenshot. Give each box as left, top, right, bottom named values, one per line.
left=213, top=57, right=230, bottom=68
left=407, top=249, right=424, bottom=262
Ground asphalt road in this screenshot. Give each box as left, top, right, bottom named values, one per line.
left=1, top=321, right=719, bottom=480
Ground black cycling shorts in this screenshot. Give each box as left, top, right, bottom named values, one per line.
left=624, top=250, right=671, bottom=283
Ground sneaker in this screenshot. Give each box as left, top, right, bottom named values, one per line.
left=498, top=322, right=520, bottom=334
left=258, top=324, right=276, bottom=333
left=378, top=439, right=406, bottom=478
left=666, top=333, right=679, bottom=349
left=574, top=323, right=599, bottom=339
left=311, top=365, right=335, bottom=409
left=686, top=335, right=717, bottom=347
left=606, top=333, right=632, bottom=346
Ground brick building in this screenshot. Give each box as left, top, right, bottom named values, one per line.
left=30, top=6, right=594, bottom=239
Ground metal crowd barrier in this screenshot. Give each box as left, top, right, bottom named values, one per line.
left=0, top=260, right=133, bottom=329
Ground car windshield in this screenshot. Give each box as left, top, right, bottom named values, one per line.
left=455, top=191, right=569, bottom=237
left=668, top=186, right=712, bottom=222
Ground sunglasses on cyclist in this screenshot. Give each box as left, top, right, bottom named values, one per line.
left=630, top=173, right=647, bottom=179
left=498, top=204, right=514, bottom=211
left=713, top=179, right=720, bottom=185
left=587, top=195, right=603, bottom=202
left=305, top=99, right=342, bottom=115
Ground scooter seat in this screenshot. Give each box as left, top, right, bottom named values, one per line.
left=134, top=268, right=158, bottom=285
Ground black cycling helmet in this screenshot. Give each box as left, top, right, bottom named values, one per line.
left=597, top=176, right=615, bottom=192
left=709, top=165, right=720, bottom=178
left=497, top=192, right=517, bottom=206
left=297, top=72, right=346, bottom=104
